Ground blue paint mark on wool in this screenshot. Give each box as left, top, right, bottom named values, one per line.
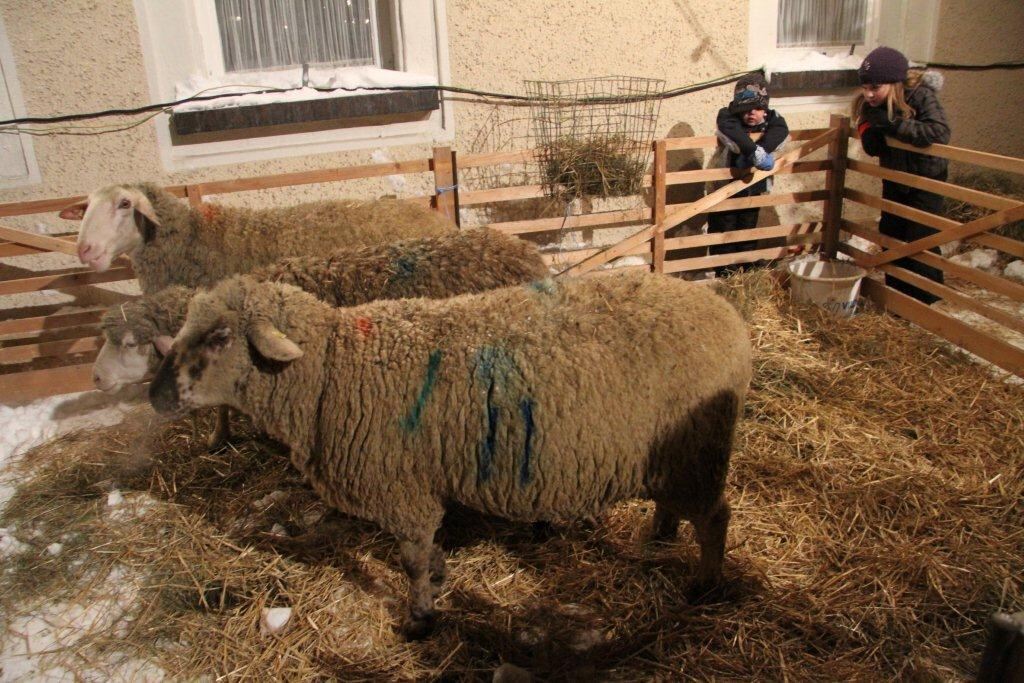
left=391, top=252, right=419, bottom=280
left=474, top=345, right=518, bottom=483
left=400, top=349, right=443, bottom=432
left=519, top=398, right=536, bottom=486
left=527, top=278, right=557, bottom=295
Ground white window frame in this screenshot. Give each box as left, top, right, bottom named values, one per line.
left=0, top=17, right=40, bottom=189
left=134, top=0, right=451, bottom=172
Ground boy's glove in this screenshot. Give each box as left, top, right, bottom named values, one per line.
left=751, top=146, right=775, bottom=171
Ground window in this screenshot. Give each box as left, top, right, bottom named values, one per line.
left=213, top=0, right=380, bottom=73
left=777, top=0, right=869, bottom=48
left=134, top=0, right=450, bottom=170
left=748, top=0, right=939, bottom=103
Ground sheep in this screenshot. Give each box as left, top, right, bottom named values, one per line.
left=148, top=270, right=752, bottom=639
left=59, top=183, right=455, bottom=293
left=94, top=229, right=549, bottom=447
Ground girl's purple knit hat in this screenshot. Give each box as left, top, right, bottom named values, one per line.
left=858, top=46, right=909, bottom=84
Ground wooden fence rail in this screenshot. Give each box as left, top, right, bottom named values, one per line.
left=3, top=117, right=1024, bottom=402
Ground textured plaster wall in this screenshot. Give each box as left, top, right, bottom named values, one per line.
left=932, top=0, right=1024, bottom=161
left=0, top=0, right=748, bottom=214
left=0, top=0, right=1018, bottom=221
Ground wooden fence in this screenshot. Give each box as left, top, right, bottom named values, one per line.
left=2, top=114, right=1022, bottom=403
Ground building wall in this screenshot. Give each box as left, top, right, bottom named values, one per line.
left=932, top=0, right=1024, bottom=161
left=0, top=0, right=1019, bottom=210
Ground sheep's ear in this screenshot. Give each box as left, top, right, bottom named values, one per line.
left=59, top=200, right=89, bottom=221
left=249, top=322, right=303, bottom=363
left=133, top=195, right=160, bottom=243
left=153, top=335, right=174, bottom=357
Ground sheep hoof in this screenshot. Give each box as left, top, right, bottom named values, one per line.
left=687, top=576, right=725, bottom=604
left=400, top=612, right=437, bottom=641
left=207, top=434, right=229, bottom=452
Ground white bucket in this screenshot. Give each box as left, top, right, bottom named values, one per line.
left=787, top=259, right=866, bottom=317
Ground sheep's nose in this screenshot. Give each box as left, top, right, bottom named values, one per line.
left=77, top=242, right=95, bottom=263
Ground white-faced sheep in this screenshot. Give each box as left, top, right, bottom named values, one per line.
left=149, top=271, right=752, bottom=639
left=94, top=229, right=548, bottom=447
left=59, top=183, right=454, bottom=293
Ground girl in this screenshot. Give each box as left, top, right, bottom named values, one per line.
left=854, top=46, right=951, bottom=304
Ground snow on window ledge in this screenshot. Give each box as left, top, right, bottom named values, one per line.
left=172, top=66, right=439, bottom=113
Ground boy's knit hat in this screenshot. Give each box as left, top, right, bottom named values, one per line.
left=858, top=46, right=909, bottom=84
left=729, top=73, right=770, bottom=114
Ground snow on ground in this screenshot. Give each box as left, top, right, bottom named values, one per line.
left=0, top=386, right=156, bottom=682
left=174, top=65, right=438, bottom=112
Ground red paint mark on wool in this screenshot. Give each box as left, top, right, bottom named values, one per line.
left=355, top=317, right=374, bottom=337
left=199, top=204, right=220, bottom=223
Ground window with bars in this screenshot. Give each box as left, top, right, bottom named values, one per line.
left=777, top=0, right=869, bottom=48
left=214, top=0, right=382, bottom=72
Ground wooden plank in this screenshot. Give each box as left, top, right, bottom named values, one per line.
left=0, top=266, right=135, bottom=295
left=846, top=158, right=1020, bottom=211
left=822, top=114, right=850, bottom=258
left=0, top=335, right=102, bottom=364
left=459, top=184, right=548, bottom=206
left=845, top=186, right=959, bottom=232
left=707, top=190, right=829, bottom=212
left=841, top=243, right=1024, bottom=335
left=665, top=159, right=830, bottom=186
left=864, top=203, right=1024, bottom=268
left=194, top=161, right=429, bottom=196
left=542, top=244, right=649, bottom=266
left=186, top=184, right=204, bottom=209
left=0, top=186, right=188, bottom=219
left=652, top=140, right=667, bottom=273
left=0, top=308, right=105, bottom=336
left=664, top=224, right=822, bottom=251
left=662, top=127, right=828, bottom=152
left=0, top=363, right=95, bottom=404
left=845, top=159, right=1024, bottom=259
left=0, top=234, right=78, bottom=258
left=878, top=136, right=1024, bottom=177
left=663, top=245, right=802, bottom=274
left=859, top=277, right=1024, bottom=377
left=431, top=146, right=458, bottom=225
left=458, top=149, right=536, bottom=169
left=486, top=209, right=647, bottom=236
left=843, top=219, right=1024, bottom=303
left=0, top=224, right=79, bottom=256
left=559, top=126, right=838, bottom=277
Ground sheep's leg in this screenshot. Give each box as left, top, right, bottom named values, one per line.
left=428, top=544, right=447, bottom=600
left=688, top=496, right=731, bottom=590
left=207, top=406, right=231, bottom=451
left=650, top=502, right=681, bottom=542
left=398, top=534, right=441, bottom=640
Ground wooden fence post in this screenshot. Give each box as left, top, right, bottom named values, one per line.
left=822, top=114, right=850, bottom=259
left=432, top=146, right=458, bottom=227
left=651, top=139, right=667, bottom=273
left=186, top=184, right=204, bottom=209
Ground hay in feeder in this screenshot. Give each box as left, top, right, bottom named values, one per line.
left=1, top=272, right=1021, bottom=680
left=540, top=135, right=647, bottom=200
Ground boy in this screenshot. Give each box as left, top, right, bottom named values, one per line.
left=708, top=74, right=789, bottom=276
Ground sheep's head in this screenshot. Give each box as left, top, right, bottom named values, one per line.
left=60, top=185, right=160, bottom=271
left=94, top=299, right=175, bottom=392
left=149, top=277, right=303, bottom=416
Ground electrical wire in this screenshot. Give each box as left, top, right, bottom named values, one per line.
left=917, top=60, right=1024, bottom=71
left=0, top=71, right=752, bottom=129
